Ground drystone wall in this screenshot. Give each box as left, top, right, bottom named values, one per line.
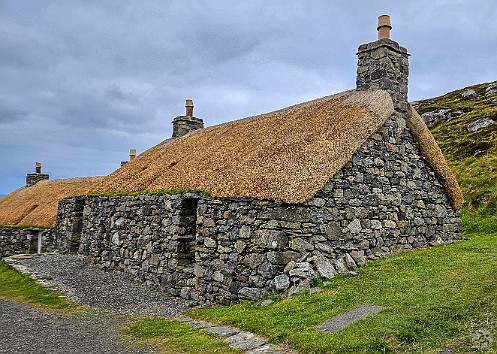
left=70, top=194, right=200, bottom=296
left=192, top=113, right=462, bottom=305
left=55, top=196, right=87, bottom=254
left=0, top=227, right=55, bottom=257
left=56, top=110, right=461, bottom=306
left=54, top=113, right=461, bottom=305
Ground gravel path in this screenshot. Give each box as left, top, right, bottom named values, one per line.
left=0, top=253, right=192, bottom=354
left=0, top=299, right=156, bottom=354
left=11, top=253, right=192, bottom=316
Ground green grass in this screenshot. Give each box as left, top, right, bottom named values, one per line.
left=414, top=81, right=497, bottom=215
left=0, top=224, right=53, bottom=229
left=175, top=210, right=497, bottom=353
left=83, top=188, right=211, bottom=198
left=0, top=262, right=81, bottom=311
left=125, top=319, right=241, bottom=354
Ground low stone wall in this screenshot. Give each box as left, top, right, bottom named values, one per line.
left=68, top=194, right=200, bottom=296
left=0, top=227, right=55, bottom=257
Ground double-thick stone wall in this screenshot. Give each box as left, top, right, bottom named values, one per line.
left=67, top=194, right=199, bottom=296
left=193, top=113, right=461, bottom=304
left=0, top=227, right=55, bottom=257
left=54, top=112, right=461, bottom=305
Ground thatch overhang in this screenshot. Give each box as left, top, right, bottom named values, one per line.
left=0, top=177, right=105, bottom=227
left=407, top=106, right=463, bottom=209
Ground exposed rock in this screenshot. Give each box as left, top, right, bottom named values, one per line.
left=289, top=262, right=314, bottom=279
left=238, top=287, right=266, bottom=300
left=420, top=109, right=452, bottom=128
left=467, top=118, right=495, bottom=132
left=273, top=274, right=290, bottom=291
left=335, top=258, right=348, bottom=274
left=462, top=89, right=477, bottom=99
left=310, top=287, right=322, bottom=294
left=311, top=255, right=337, bottom=279
left=345, top=253, right=358, bottom=270
left=260, top=299, right=273, bottom=306
left=485, top=82, right=497, bottom=98
left=288, top=278, right=310, bottom=296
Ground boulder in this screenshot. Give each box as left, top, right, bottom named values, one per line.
left=273, top=274, right=290, bottom=291
left=462, top=89, right=477, bottom=99
left=467, top=118, right=495, bottom=132
left=420, top=109, right=452, bottom=128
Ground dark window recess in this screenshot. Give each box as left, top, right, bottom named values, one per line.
left=172, top=198, right=198, bottom=265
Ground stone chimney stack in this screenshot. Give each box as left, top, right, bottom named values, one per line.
left=356, top=15, right=409, bottom=117
left=121, top=149, right=137, bottom=167
left=26, top=162, right=50, bottom=187
left=172, top=99, right=204, bottom=138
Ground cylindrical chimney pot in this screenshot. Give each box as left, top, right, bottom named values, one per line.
left=129, top=149, right=136, bottom=161
left=185, top=99, right=194, bottom=116
left=377, top=15, right=392, bottom=40
left=35, top=162, right=42, bottom=174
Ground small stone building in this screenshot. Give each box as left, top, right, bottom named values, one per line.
left=0, top=16, right=463, bottom=305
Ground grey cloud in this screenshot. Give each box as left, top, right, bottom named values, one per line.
left=1, top=1, right=497, bottom=194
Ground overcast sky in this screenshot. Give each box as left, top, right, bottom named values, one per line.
left=1, top=1, right=496, bottom=195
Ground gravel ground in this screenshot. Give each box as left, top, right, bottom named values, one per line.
left=18, top=253, right=192, bottom=316
left=0, top=299, right=156, bottom=354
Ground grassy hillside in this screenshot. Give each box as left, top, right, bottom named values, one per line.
left=413, top=81, right=497, bottom=215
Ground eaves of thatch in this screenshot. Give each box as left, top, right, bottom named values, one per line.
left=97, top=90, right=396, bottom=203
left=0, top=177, right=105, bottom=227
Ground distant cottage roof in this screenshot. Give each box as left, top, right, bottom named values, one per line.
left=0, top=177, right=104, bottom=227
left=98, top=90, right=395, bottom=203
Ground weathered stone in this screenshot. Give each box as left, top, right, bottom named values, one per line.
left=288, top=278, right=311, bottom=296
left=467, top=118, right=494, bottom=132
left=273, top=274, right=290, bottom=291
left=283, top=260, right=296, bottom=274
left=290, top=237, right=314, bottom=251
left=347, top=219, right=362, bottom=234
left=345, top=253, right=357, bottom=270
left=312, top=255, right=337, bottom=279
left=325, top=222, right=342, bottom=240
left=420, top=109, right=452, bottom=128
left=462, top=89, right=477, bottom=99
left=242, top=253, right=265, bottom=269
left=238, top=287, right=266, bottom=300
left=267, top=250, right=299, bottom=265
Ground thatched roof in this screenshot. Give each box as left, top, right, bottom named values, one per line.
left=0, top=177, right=104, bottom=227
left=407, top=106, right=463, bottom=209
left=96, top=90, right=395, bottom=203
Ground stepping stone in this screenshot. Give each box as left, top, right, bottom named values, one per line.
left=316, top=305, right=384, bottom=333
left=207, top=326, right=241, bottom=337
left=246, top=343, right=288, bottom=353
left=224, top=331, right=267, bottom=350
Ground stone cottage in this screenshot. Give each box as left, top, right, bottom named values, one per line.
left=0, top=16, right=463, bottom=305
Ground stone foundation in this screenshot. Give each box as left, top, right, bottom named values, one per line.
left=0, top=227, right=55, bottom=257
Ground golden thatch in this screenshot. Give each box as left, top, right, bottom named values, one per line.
left=96, top=90, right=394, bottom=203
left=406, top=106, right=463, bottom=209
left=0, top=177, right=105, bottom=227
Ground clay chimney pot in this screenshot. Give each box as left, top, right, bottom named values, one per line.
left=377, top=14, right=392, bottom=39
left=129, top=149, right=136, bottom=161
left=35, top=162, right=42, bottom=174
left=185, top=99, right=194, bottom=116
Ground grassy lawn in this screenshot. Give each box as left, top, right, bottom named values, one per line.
left=177, top=210, right=497, bottom=353
left=0, top=261, right=81, bottom=311
left=126, top=319, right=242, bottom=354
